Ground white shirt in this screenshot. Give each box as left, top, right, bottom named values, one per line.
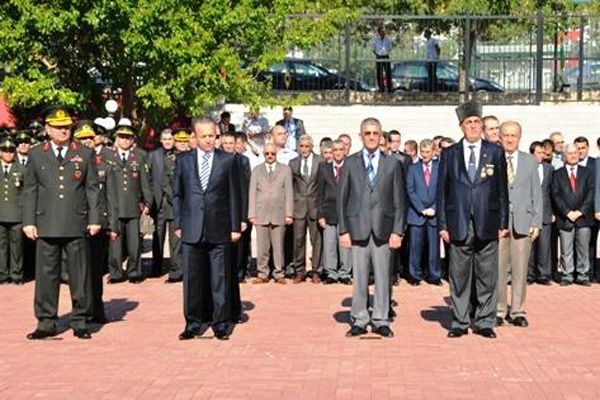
left=242, top=117, right=270, bottom=153
left=579, top=156, right=590, bottom=167
left=426, top=37, right=440, bottom=60
left=17, top=155, right=27, bottom=166
left=538, top=163, right=544, bottom=185
left=1, top=162, right=11, bottom=173
left=301, top=153, right=314, bottom=176
left=119, top=150, right=130, bottom=161
left=462, top=139, right=481, bottom=172
left=333, top=160, right=344, bottom=178
left=552, top=153, right=564, bottom=170
left=243, top=150, right=261, bottom=171
left=51, top=141, right=67, bottom=159
left=372, top=36, right=392, bottom=56
left=265, top=162, right=276, bottom=175
left=362, top=148, right=380, bottom=175
left=506, top=151, right=519, bottom=175
left=566, top=164, right=578, bottom=178
left=197, top=149, right=214, bottom=181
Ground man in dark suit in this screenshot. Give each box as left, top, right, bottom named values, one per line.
left=0, top=138, right=25, bottom=285
left=528, top=141, right=554, bottom=285
left=406, top=139, right=441, bottom=285
left=437, top=101, right=509, bottom=339
left=106, top=126, right=152, bottom=284
left=553, top=144, right=595, bottom=286
left=173, top=117, right=241, bottom=340
left=338, top=117, right=406, bottom=338
left=276, top=106, right=306, bottom=152
left=218, top=112, right=236, bottom=135
left=318, top=139, right=352, bottom=284
left=289, top=135, right=323, bottom=283
left=23, top=106, right=101, bottom=340
left=148, top=128, right=182, bottom=282
left=575, top=136, right=597, bottom=281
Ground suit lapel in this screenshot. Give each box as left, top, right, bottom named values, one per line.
left=191, top=149, right=202, bottom=188
left=205, top=150, right=220, bottom=192
left=472, top=143, right=488, bottom=185
left=456, top=140, right=470, bottom=184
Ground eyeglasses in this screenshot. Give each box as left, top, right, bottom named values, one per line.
left=264, top=152, right=276, bottom=156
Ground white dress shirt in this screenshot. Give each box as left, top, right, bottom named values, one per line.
left=372, top=36, right=392, bottom=56
left=362, top=148, right=381, bottom=175
left=197, top=149, right=214, bottom=181
left=538, top=163, right=544, bottom=185
left=51, top=141, right=67, bottom=159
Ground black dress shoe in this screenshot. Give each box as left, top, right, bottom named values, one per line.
left=12, top=279, right=24, bottom=285
left=576, top=280, right=592, bottom=287
left=373, top=325, right=394, bottom=338
left=214, top=329, right=230, bottom=340
left=560, top=280, right=572, bottom=287
left=73, top=329, right=92, bottom=339
left=129, top=277, right=143, bottom=284
left=537, top=277, right=551, bottom=285
left=429, top=279, right=443, bottom=286
left=107, top=276, right=126, bottom=284
left=346, top=325, right=367, bottom=337
left=26, top=329, right=57, bottom=340
left=324, top=277, right=337, bottom=285
left=388, top=308, right=396, bottom=321
left=511, top=316, right=529, bottom=327
left=409, top=280, right=420, bottom=286
left=339, top=277, right=352, bottom=285
left=164, top=277, right=182, bottom=284
left=0, top=279, right=10, bottom=285
left=178, top=329, right=200, bottom=340
left=496, top=316, right=504, bottom=326
left=447, top=328, right=468, bottom=338
left=473, top=327, right=497, bottom=338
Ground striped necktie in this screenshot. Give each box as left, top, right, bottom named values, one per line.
left=200, top=152, right=211, bottom=191
left=366, top=153, right=376, bottom=190
left=507, top=155, right=515, bottom=185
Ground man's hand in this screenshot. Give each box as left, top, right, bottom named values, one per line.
left=248, top=217, right=256, bottom=226
left=108, top=231, right=119, bottom=241
left=23, top=225, right=38, bottom=240
left=552, top=215, right=556, bottom=223
left=567, top=211, right=579, bottom=222
left=241, top=222, right=248, bottom=233
left=498, top=229, right=509, bottom=239
left=142, top=205, right=150, bottom=215
left=389, top=233, right=403, bottom=249
left=339, top=233, right=352, bottom=249
left=231, top=232, right=241, bottom=242
left=422, top=208, right=436, bottom=217
left=285, top=217, right=293, bottom=225
left=87, top=224, right=102, bottom=236
left=175, top=229, right=182, bottom=238
left=528, top=227, right=540, bottom=241
left=318, top=218, right=326, bottom=229
left=439, top=230, right=450, bottom=243
left=595, top=212, right=600, bottom=221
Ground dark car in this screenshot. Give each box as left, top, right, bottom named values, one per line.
left=258, top=59, right=372, bottom=92
left=391, top=61, right=504, bottom=93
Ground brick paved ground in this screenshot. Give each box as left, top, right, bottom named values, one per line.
left=1, top=279, right=599, bottom=399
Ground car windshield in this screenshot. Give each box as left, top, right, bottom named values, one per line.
left=437, top=63, right=458, bottom=80
left=268, top=62, right=289, bottom=73
left=293, top=62, right=329, bottom=77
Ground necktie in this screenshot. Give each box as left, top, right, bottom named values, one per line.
left=21, top=158, right=26, bottom=166
left=467, top=145, right=476, bottom=182
left=57, top=146, right=64, bottom=163
left=424, top=163, right=431, bottom=187
left=122, top=153, right=127, bottom=164
left=200, top=152, right=211, bottom=191
left=569, top=167, right=577, bottom=192
left=367, top=153, right=376, bottom=190
left=334, top=165, right=341, bottom=183
left=302, top=158, right=309, bottom=180
left=3, top=165, right=8, bottom=179
left=507, top=155, right=515, bottom=185
left=268, top=165, right=273, bottom=177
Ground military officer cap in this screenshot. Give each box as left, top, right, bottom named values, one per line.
left=114, top=125, right=135, bottom=137
left=455, top=100, right=482, bottom=124
left=14, top=130, right=32, bottom=144
left=72, top=120, right=96, bottom=140
left=173, top=128, right=191, bottom=142
left=0, top=137, right=16, bottom=152
left=28, top=120, right=44, bottom=134
left=42, top=106, right=74, bottom=127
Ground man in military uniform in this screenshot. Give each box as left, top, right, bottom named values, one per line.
left=15, top=131, right=31, bottom=166
left=23, top=106, right=101, bottom=340
left=73, top=121, right=118, bottom=323
left=174, top=129, right=190, bottom=153
left=149, top=128, right=182, bottom=282
left=107, top=125, right=152, bottom=284
left=0, top=138, right=25, bottom=285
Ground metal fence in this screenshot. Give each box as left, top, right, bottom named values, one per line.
left=270, top=13, right=600, bottom=105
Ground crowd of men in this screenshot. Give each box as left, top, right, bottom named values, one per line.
left=1, top=102, right=598, bottom=341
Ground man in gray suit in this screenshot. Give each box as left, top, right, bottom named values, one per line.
left=248, top=143, right=294, bottom=284
left=338, top=117, right=406, bottom=338
left=496, top=121, right=542, bottom=328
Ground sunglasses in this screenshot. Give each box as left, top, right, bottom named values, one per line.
left=264, top=152, right=276, bottom=156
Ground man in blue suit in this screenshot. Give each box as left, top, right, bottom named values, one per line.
left=173, top=117, right=242, bottom=340
left=406, top=139, right=441, bottom=285
left=437, top=101, right=509, bottom=339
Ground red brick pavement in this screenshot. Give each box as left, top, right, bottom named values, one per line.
left=1, top=279, right=599, bottom=399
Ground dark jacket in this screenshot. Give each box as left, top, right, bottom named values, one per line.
left=552, top=164, right=595, bottom=230
left=289, top=153, right=323, bottom=220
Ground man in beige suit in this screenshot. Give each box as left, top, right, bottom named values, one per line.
left=248, top=143, right=294, bottom=284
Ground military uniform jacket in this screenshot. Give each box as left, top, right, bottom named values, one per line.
left=23, top=140, right=101, bottom=238
left=107, top=147, right=152, bottom=219
left=95, top=146, right=119, bottom=232
left=162, top=150, right=178, bottom=220
left=0, top=162, right=26, bottom=223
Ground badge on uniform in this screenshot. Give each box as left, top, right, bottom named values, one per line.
left=13, top=172, right=21, bottom=188
left=74, top=170, right=82, bottom=180
left=485, top=164, right=494, bottom=177
left=70, top=155, right=83, bottom=163
left=99, top=170, right=106, bottom=178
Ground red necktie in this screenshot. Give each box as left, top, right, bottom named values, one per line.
left=334, top=165, right=341, bottom=183
left=424, top=163, right=431, bottom=187
left=569, top=167, right=577, bottom=192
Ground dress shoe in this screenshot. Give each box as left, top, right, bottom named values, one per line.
left=26, top=329, right=57, bottom=340
left=275, top=277, right=287, bottom=285
left=214, top=329, right=230, bottom=340
left=527, top=277, right=536, bottom=285
left=577, top=280, right=592, bottom=287
left=345, top=325, right=367, bottom=337
left=409, top=280, right=420, bottom=286
left=129, top=277, right=143, bottom=284
left=107, top=276, right=126, bottom=284
left=178, top=329, right=201, bottom=340
left=429, top=279, right=443, bottom=286
left=392, top=277, right=400, bottom=286
left=324, top=277, right=337, bottom=285
left=496, top=316, right=504, bottom=326
left=0, top=279, right=10, bottom=285
left=311, top=274, right=321, bottom=284
left=373, top=325, right=394, bottom=338
left=447, top=328, right=468, bottom=338
left=511, top=316, right=529, bottom=327
left=339, top=277, right=352, bottom=285
left=252, top=277, right=269, bottom=284
left=73, top=329, right=92, bottom=339
left=537, top=277, right=551, bottom=285
left=164, top=277, right=182, bottom=284
left=292, top=274, right=305, bottom=284
left=473, top=327, right=497, bottom=338
left=388, top=308, right=396, bottom=321
left=91, top=316, right=110, bottom=325
left=560, top=280, right=572, bottom=287
left=12, top=279, right=24, bottom=285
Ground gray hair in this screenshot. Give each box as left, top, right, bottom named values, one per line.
left=420, top=138, right=434, bottom=149
left=499, top=120, right=522, bottom=137
left=298, top=134, right=314, bottom=146
left=360, top=118, right=382, bottom=133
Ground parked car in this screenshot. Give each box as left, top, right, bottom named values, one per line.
left=391, top=61, right=504, bottom=93
left=258, top=59, right=372, bottom=92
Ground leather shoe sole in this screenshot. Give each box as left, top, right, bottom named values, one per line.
left=26, top=329, right=57, bottom=340
left=214, top=330, right=230, bottom=340
left=73, top=329, right=92, bottom=339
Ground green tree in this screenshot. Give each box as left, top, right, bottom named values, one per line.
left=0, top=0, right=357, bottom=128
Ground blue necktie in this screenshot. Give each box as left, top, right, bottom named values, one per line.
left=367, top=153, right=376, bottom=190
left=467, top=145, right=476, bottom=182
left=200, top=152, right=211, bottom=191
